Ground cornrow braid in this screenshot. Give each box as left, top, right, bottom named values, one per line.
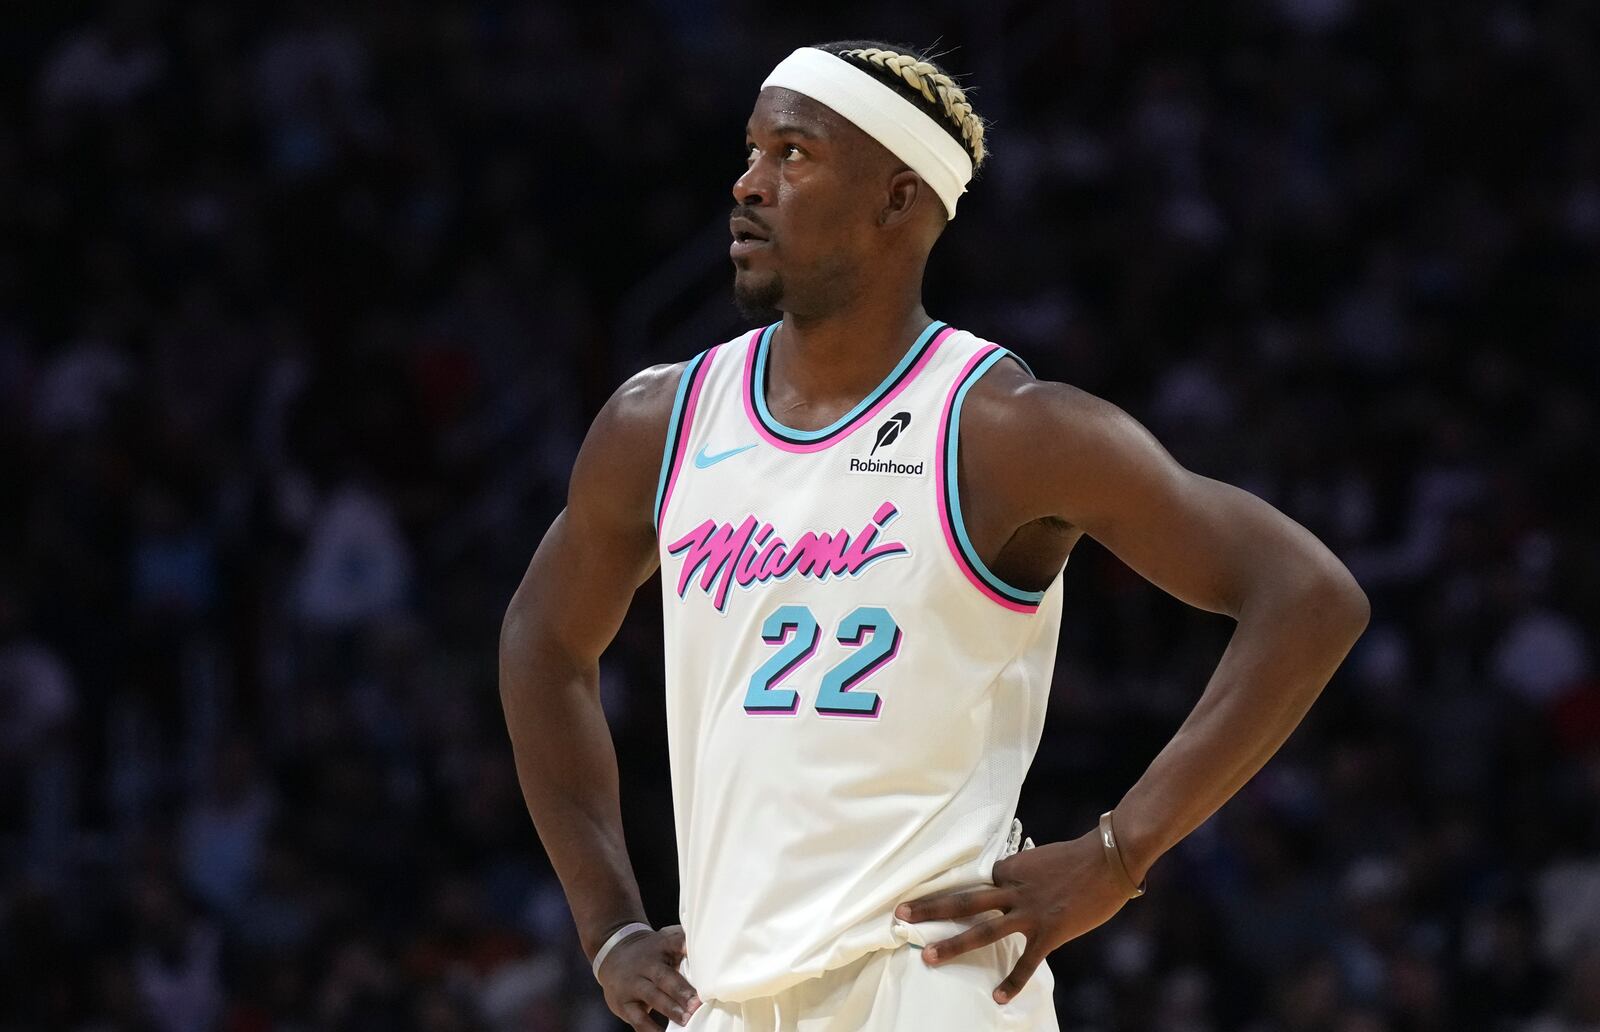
left=811, top=39, right=990, bottom=173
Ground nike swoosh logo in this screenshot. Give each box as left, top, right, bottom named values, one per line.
left=693, top=442, right=757, bottom=468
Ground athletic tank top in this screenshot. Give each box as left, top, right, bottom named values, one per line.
left=654, top=318, right=1066, bottom=1003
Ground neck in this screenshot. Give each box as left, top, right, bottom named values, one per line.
left=766, top=281, right=933, bottom=429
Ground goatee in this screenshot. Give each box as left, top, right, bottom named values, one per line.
left=733, top=273, right=783, bottom=320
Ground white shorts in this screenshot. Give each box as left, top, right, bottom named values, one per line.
left=671, top=927, right=1059, bottom=1031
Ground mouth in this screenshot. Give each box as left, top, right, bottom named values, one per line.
left=730, top=215, right=772, bottom=259
left=730, top=233, right=771, bottom=259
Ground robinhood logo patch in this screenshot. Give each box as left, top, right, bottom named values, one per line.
left=871, top=411, right=911, bottom=454
left=847, top=456, right=925, bottom=476
left=849, top=411, right=925, bottom=476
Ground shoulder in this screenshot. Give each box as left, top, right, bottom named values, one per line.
left=589, top=330, right=749, bottom=443
left=956, top=350, right=1139, bottom=448
left=568, top=359, right=694, bottom=525
left=954, top=348, right=1174, bottom=526
left=592, top=360, right=692, bottom=442
left=575, top=327, right=753, bottom=497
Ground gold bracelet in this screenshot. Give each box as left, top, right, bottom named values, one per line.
left=1098, top=810, right=1148, bottom=898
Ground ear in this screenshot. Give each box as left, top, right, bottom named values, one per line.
left=878, top=168, right=927, bottom=228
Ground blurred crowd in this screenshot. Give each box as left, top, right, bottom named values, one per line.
left=1, top=0, right=1597, bottom=1030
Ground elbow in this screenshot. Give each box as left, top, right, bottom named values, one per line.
left=498, top=590, right=536, bottom=697
left=498, top=589, right=580, bottom=703
left=1310, top=562, right=1371, bottom=644
left=1336, top=582, right=1371, bottom=642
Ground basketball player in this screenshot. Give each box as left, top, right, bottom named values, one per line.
left=498, top=40, right=1370, bottom=1031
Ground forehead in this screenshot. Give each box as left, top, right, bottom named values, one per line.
left=748, top=86, right=897, bottom=174
left=747, top=87, right=852, bottom=140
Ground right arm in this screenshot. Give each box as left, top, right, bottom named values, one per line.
left=497, top=361, right=702, bottom=1029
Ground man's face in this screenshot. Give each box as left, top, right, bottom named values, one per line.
left=730, top=88, right=882, bottom=319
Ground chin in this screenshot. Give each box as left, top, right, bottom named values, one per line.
left=733, top=270, right=783, bottom=320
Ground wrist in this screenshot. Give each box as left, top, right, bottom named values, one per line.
left=584, top=914, right=652, bottom=962
left=1113, top=790, right=1177, bottom=876
left=1097, top=810, right=1148, bottom=898
left=590, top=921, right=654, bottom=979
left=1108, top=806, right=1166, bottom=884
left=1105, top=799, right=1170, bottom=884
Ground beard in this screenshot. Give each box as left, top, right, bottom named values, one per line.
left=732, top=248, right=860, bottom=321
left=733, top=268, right=784, bottom=320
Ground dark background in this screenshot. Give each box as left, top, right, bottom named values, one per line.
left=2, top=1, right=1598, bottom=1029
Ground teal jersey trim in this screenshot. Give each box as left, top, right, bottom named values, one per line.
left=752, top=319, right=946, bottom=441
left=653, top=350, right=709, bottom=532
left=944, top=348, right=1048, bottom=604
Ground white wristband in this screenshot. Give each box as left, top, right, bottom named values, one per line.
left=591, top=922, right=654, bottom=980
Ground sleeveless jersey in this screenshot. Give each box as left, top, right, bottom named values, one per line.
left=653, top=318, right=1066, bottom=1003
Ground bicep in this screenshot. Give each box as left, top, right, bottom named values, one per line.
left=512, top=507, right=659, bottom=669
left=504, top=366, right=676, bottom=667
left=1028, top=389, right=1349, bottom=619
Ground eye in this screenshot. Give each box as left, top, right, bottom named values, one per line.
left=743, top=141, right=804, bottom=162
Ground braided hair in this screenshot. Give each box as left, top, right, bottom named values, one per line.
left=810, top=40, right=991, bottom=173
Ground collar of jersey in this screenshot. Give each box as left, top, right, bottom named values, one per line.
left=748, top=318, right=947, bottom=447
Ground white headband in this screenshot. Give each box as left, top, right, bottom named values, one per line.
left=760, top=47, right=974, bottom=220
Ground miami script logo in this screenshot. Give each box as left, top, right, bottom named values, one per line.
left=666, top=501, right=908, bottom=612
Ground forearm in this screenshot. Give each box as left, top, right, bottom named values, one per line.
left=1112, top=571, right=1369, bottom=881
left=498, top=604, right=649, bottom=961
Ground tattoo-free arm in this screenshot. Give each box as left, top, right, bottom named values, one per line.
left=892, top=370, right=1369, bottom=1005
left=987, top=376, right=1371, bottom=882
left=497, top=362, right=682, bottom=962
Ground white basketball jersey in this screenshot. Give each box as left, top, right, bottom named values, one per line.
left=653, top=318, right=1066, bottom=1004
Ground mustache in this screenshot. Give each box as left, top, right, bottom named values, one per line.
left=730, top=206, right=773, bottom=236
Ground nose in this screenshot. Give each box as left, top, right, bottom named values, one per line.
left=732, top=150, right=772, bottom=207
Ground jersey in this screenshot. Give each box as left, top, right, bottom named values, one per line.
left=652, top=317, right=1067, bottom=1004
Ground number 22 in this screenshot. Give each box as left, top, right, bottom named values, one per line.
left=743, top=604, right=901, bottom=719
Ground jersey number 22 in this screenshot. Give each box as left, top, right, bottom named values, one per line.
left=743, top=604, right=901, bottom=718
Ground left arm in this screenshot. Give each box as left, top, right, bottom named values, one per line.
left=895, top=373, right=1370, bottom=1003
left=1039, top=384, right=1372, bottom=884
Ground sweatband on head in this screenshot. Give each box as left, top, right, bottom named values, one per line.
left=760, top=47, right=974, bottom=220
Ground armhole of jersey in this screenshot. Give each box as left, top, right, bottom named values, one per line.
left=935, top=346, right=1048, bottom=613
left=653, top=346, right=716, bottom=535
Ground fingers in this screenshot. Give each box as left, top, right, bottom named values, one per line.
left=993, top=946, right=1044, bottom=1005
left=622, top=1000, right=666, bottom=1031
left=655, top=968, right=703, bottom=1018
left=637, top=977, right=695, bottom=1026
left=605, top=928, right=702, bottom=1030
left=920, top=917, right=1015, bottom=965
left=615, top=963, right=701, bottom=1030
left=895, top=886, right=1009, bottom=923
left=649, top=928, right=701, bottom=1021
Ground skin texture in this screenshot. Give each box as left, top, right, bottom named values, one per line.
left=499, top=83, right=1371, bottom=1027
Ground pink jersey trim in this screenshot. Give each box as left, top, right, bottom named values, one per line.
left=741, top=325, right=958, bottom=453
left=935, top=344, right=1040, bottom=614
left=656, top=341, right=725, bottom=531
